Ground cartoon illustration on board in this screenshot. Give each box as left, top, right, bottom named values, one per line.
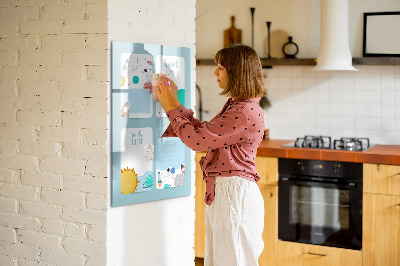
left=120, top=167, right=140, bottom=194
left=144, top=144, right=154, bottom=161
left=120, top=53, right=154, bottom=89
left=120, top=53, right=154, bottom=118
left=156, top=164, right=185, bottom=189
left=127, top=54, right=153, bottom=89
left=120, top=128, right=154, bottom=194
left=121, top=168, right=154, bottom=194
left=121, top=101, right=130, bottom=118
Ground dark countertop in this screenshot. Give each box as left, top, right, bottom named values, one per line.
left=256, top=139, right=400, bottom=165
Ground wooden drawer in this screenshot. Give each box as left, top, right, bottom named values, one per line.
left=364, top=164, right=400, bottom=196
left=277, top=241, right=362, bottom=266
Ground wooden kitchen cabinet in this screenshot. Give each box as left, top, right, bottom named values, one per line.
left=255, top=156, right=278, bottom=186
left=363, top=193, right=400, bottom=266
left=364, top=163, right=400, bottom=196
left=258, top=184, right=278, bottom=266
left=195, top=152, right=207, bottom=258
left=363, top=164, right=400, bottom=266
left=276, top=241, right=362, bottom=266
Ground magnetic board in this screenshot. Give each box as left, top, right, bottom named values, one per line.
left=111, top=41, right=191, bottom=207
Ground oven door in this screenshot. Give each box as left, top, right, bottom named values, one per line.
left=278, top=176, right=362, bottom=250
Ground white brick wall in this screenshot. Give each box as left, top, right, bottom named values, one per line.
left=1, top=0, right=198, bottom=264
left=0, top=0, right=108, bottom=265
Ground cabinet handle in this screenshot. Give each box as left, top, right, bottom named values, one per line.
left=307, top=252, right=328, bottom=257
left=397, top=204, right=400, bottom=207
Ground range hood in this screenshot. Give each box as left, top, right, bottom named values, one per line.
left=314, top=0, right=358, bottom=71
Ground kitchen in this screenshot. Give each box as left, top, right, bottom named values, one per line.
left=0, top=0, right=398, bottom=265
left=195, top=0, right=400, bottom=265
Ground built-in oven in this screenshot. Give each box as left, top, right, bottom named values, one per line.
left=278, top=158, right=363, bottom=250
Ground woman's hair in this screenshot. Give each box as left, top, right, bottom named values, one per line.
left=214, top=44, right=266, bottom=99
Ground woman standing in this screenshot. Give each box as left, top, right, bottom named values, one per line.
left=155, top=44, right=266, bottom=266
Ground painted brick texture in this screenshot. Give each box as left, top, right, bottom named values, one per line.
left=0, top=0, right=108, bottom=265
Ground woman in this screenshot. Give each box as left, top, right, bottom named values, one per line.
left=155, top=44, right=266, bottom=266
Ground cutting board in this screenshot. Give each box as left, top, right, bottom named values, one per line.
left=224, top=16, right=242, bottom=48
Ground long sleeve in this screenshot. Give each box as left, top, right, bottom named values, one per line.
left=165, top=105, right=249, bottom=152
left=161, top=104, right=203, bottom=138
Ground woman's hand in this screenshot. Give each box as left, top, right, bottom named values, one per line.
left=165, top=77, right=180, bottom=109
left=155, top=76, right=175, bottom=113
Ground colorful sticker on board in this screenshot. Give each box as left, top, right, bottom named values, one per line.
left=156, top=164, right=185, bottom=189
left=120, top=167, right=139, bottom=194
left=120, top=128, right=153, bottom=193
left=121, top=101, right=130, bottom=118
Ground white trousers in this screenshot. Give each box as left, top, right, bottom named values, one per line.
left=205, top=176, right=264, bottom=266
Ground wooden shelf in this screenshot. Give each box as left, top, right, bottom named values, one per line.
left=352, top=57, right=400, bottom=65
left=196, top=57, right=400, bottom=67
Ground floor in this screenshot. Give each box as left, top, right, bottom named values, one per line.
left=195, top=257, right=204, bottom=266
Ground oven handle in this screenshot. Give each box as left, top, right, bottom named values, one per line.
left=280, top=177, right=357, bottom=189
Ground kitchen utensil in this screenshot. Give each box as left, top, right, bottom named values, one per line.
left=224, top=16, right=242, bottom=48
left=250, top=8, right=255, bottom=48
left=266, top=21, right=272, bottom=58
left=282, top=36, right=299, bottom=58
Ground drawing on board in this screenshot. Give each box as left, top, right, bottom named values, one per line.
left=111, top=42, right=192, bottom=207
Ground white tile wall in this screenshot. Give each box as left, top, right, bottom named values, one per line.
left=196, top=65, right=400, bottom=145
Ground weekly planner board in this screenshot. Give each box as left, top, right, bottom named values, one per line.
left=111, top=41, right=191, bottom=207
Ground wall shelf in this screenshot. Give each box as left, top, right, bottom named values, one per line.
left=196, top=57, right=400, bottom=67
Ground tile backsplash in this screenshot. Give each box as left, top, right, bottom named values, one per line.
left=196, top=65, right=400, bottom=145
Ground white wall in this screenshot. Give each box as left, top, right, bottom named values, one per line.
left=197, top=65, right=400, bottom=144
left=107, top=1, right=197, bottom=266
left=0, top=0, right=108, bottom=265
left=196, top=0, right=400, bottom=145
left=196, top=0, right=400, bottom=58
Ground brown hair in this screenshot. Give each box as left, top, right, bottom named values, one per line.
left=214, top=44, right=266, bottom=99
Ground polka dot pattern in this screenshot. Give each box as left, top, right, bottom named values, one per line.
left=161, top=98, right=265, bottom=206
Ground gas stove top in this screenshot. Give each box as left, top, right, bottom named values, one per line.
left=283, top=135, right=374, bottom=151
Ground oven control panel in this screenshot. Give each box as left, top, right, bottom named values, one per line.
left=280, top=158, right=362, bottom=180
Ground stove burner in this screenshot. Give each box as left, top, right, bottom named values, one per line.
left=287, top=136, right=372, bottom=151
left=295, top=135, right=332, bottom=149
left=333, top=137, right=370, bottom=151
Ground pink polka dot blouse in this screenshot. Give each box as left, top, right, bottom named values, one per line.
left=162, top=97, right=265, bottom=205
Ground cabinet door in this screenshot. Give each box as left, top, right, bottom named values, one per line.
left=277, top=241, right=362, bottom=266
left=255, top=156, right=278, bottom=186
left=364, top=164, right=400, bottom=196
left=195, top=152, right=207, bottom=258
left=259, top=185, right=278, bottom=266
left=363, top=193, right=400, bottom=266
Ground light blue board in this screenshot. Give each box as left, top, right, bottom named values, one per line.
left=111, top=41, right=192, bottom=207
